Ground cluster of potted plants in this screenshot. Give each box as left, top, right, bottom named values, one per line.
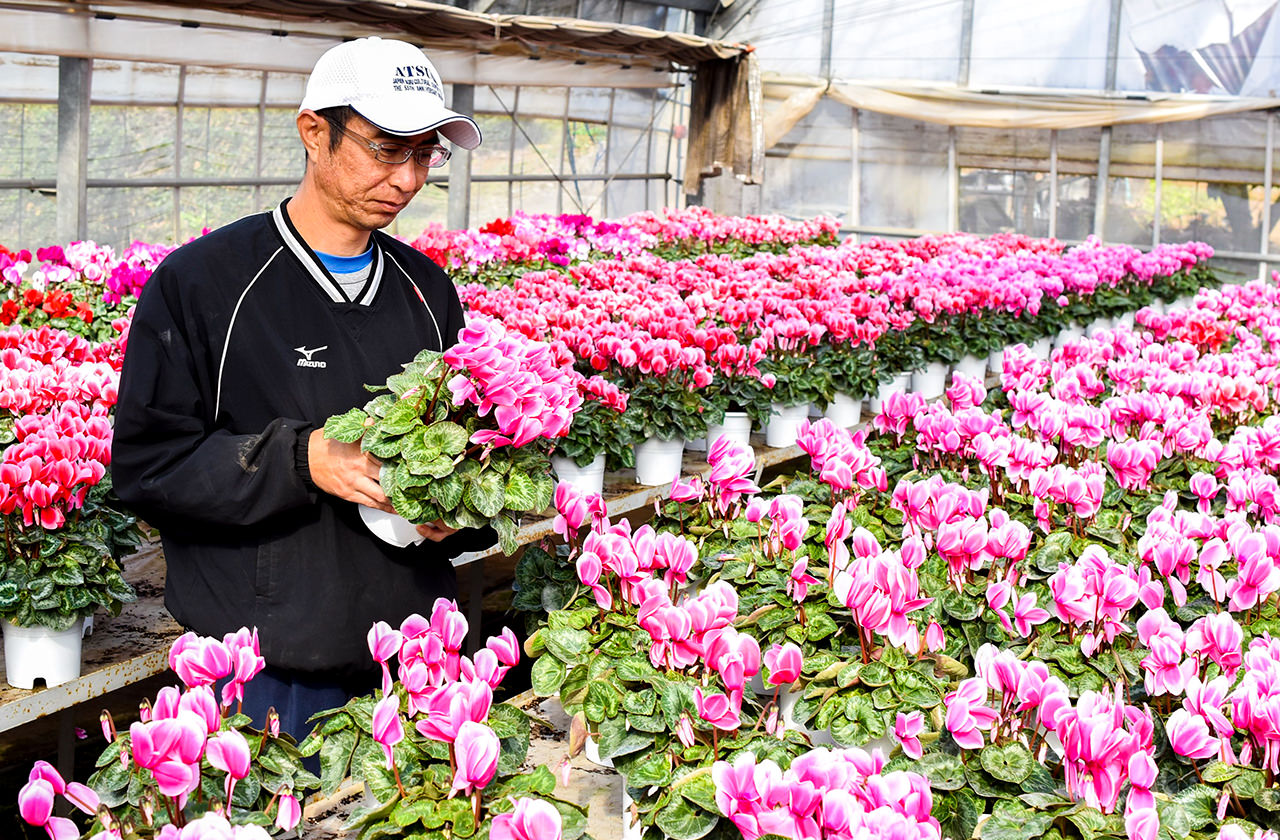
left=457, top=227, right=1216, bottom=488
left=511, top=278, right=1280, bottom=840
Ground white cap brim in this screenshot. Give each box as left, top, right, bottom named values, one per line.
left=362, top=109, right=482, bottom=150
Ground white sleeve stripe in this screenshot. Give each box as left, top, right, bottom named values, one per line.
left=386, top=252, right=443, bottom=351
left=215, top=247, right=283, bottom=420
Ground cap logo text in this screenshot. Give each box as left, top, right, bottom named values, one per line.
left=392, top=66, right=442, bottom=98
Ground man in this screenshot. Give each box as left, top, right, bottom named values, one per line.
left=112, top=37, right=492, bottom=734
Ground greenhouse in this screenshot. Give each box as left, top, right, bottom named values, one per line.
left=5, top=2, right=1280, bottom=840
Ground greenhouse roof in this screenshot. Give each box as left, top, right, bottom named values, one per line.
left=54, top=0, right=747, bottom=68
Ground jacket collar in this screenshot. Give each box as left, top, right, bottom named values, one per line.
left=271, top=198, right=384, bottom=305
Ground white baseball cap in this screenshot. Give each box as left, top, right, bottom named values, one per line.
left=300, top=37, right=482, bottom=150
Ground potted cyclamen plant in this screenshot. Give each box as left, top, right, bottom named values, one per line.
left=300, top=599, right=586, bottom=840
left=613, top=347, right=715, bottom=486
left=324, top=318, right=579, bottom=555
left=0, top=328, right=142, bottom=688
left=758, top=339, right=830, bottom=448
left=701, top=338, right=774, bottom=450
left=551, top=374, right=631, bottom=497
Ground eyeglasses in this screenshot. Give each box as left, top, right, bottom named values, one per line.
left=325, top=119, right=452, bottom=168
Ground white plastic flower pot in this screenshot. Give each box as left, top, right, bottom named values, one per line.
left=4, top=618, right=85, bottom=689
left=808, top=403, right=824, bottom=418
left=869, top=372, right=911, bottom=414
left=1053, top=324, right=1084, bottom=350
left=823, top=393, right=862, bottom=428
left=583, top=735, right=614, bottom=768
left=911, top=361, right=949, bottom=400
left=359, top=505, right=425, bottom=548
left=1146, top=298, right=1166, bottom=315
left=706, top=411, right=752, bottom=450
left=1114, top=311, right=1135, bottom=329
left=953, top=355, right=986, bottom=382
left=633, top=437, right=684, bottom=486
left=1031, top=336, right=1053, bottom=360
left=684, top=436, right=708, bottom=453
left=765, top=403, right=810, bottom=448
left=552, top=454, right=606, bottom=498
left=1174, top=294, right=1198, bottom=310
left=988, top=347, right=1005, bottom=375
left=1086, top=317, right=1112, bottom=338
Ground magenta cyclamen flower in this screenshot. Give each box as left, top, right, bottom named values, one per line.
left=450, top=721, right=500, bottom=797
left=764, top=642, right=803, bottom=686
left=372, top=694, right=405, bottom=769
left=894, top=711, right=924, bottom=759
left=706, top=435, right=760, bottom=512
left=695, top=687, right=742, bottom=731
left=490, top=797, right=563, bottom=840
left=943, top=678, right=998, bottom=749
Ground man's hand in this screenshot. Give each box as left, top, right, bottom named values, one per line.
left=416, top=520, right=459, bottom=542
left=308, top=429, right=393, bottom=512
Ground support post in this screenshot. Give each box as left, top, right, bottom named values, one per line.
left=820, top=0, right=835, bottom=80
left=948, top=127, right=960, bottom=232
left=1154, top=124, right=1164, bottom=247
left=56, top=57, right=91, bottom=244
left=849, top=109, right=860, bottom=241
left=1264, top=113, right=1275, bottom=280
left=173, top=65, right=186, bottom=244
left=1048, top=130, right=1058, bottom=238
left=1095, top=127, right=1112, bottom=240
left=958, top=0, right=975, bottom=86
left=447, top=84, right=475, bottom=231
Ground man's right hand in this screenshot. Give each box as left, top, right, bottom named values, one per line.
left=307, top=429, right=393, bottom=512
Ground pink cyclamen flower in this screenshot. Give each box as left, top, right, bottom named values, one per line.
left=450, top=721, right=500, bottom=796
left=895, top=710, right=924, bottom=759
left=695, top=687, right=742, bottom=731
left=764, top=642, right=803, bottom=686
left=490, top=797, right=564, bottom=840
left=368, top=620, right=404, bottom=696
left=17, top=778, right=55, bottom=827
left=925, top=621, right=945, bottom=652
left=1165, top=709, right=1220, bottom=760
left=276, top=794, right=302, bottom=832
left=205, top=729, right=251, bottom=803
left=372, top=693, right=405, bottom=769
left=486, top=793, right=563, bottom=840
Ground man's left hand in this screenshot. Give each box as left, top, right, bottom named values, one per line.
left=416, top=520, right=459, bottom=542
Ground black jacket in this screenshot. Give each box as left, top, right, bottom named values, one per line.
left=112, top=200, right=493, bottom=675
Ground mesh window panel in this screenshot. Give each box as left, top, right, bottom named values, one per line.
left=472, top=114, right=514, bottom=177
left=179, top=186, right=257, bottom=239
left=0, top=189, right=57, bottom=249
left=969, top=0, right=1110, bottom=89
left=858, top=111, right=949, bottom=230
left=0, top=103, right=56, bottom=181
left=1157, top=115, right=1270, bottom=253
left=471, top=182, right=514, bottom=229
left=181, top=108, right=259, bottom=178
left=87, top=188, right=172, bottom=249
left=761, top=97, right=852, bottom=222
left=959, top=170, right=1053, bottom=237
left=387, top=187, right=449, bottom=242
left=511, top=179, right=565, bottom=218
left=88, top=105, right=177, bottom=179
left=262, top=108, right=303, bottom=180
left=830, top=0, right=964, bottom=82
